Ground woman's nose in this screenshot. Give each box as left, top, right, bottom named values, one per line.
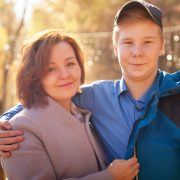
left=58, top=68, right=69, bottom=78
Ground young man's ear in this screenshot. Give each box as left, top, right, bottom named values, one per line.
left=160, top=38, right=165, bottom=56
left=113, top=44, right=118, bottom=57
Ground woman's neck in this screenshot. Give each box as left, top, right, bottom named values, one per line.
left=57, top=99, right=71, bottom=112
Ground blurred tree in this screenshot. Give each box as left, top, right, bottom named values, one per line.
left=0, top=0, right=27, bottom=113
left=0, top=0, right=25, bottom=177
left=0, top=0, right=28, bottom=177
left=30, top=0, right=128, bottom=33
left=0, top=0, right=26, bottom=174
left=30, top=0, right=180, bottom=34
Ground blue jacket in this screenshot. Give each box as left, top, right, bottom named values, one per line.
left=126, top=70, right=180, bottom=180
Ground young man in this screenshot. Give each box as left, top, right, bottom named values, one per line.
left=0, top=1, right=180, bottom=179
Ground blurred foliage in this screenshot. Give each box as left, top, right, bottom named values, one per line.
left=0, top=0, right=26, bottom=114
left=30, top=0, right=180, bottom=34
left=30, top=0, right=123, bottom=33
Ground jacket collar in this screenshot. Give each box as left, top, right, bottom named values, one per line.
left=158, top=70, right=180, bottom=97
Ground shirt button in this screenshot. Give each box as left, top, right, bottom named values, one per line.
left=135, top=106, right=145, bottom=111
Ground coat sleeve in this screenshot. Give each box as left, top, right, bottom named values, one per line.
left=1, top=115, right=113, bottom=180
left=62, top=169, right=112, bottom=180
left=1, top=116, right=57, bottom=180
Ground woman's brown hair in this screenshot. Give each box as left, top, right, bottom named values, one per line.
left=16, top=30, right=85, bottom=108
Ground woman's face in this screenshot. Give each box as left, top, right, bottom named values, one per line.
left=41, top=41, right=81, bottom=109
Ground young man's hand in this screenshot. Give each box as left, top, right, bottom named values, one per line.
left=107, top=157, right=139, bottom=180
left=0, top=121, right=23, bottom=158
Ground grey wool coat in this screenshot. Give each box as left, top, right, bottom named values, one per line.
left=1, top=97, right=112, bottom=180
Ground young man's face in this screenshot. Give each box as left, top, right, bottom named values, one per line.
left=114, top=19, right=164, bottom=83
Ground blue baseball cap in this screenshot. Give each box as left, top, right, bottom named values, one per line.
left=114, top=0, right=162, bottom=29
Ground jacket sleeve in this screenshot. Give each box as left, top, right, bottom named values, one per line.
left=1, top=116, right=57, bottom=180
left=0, top=104, right=24, bottom=121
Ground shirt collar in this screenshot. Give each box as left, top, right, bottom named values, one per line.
left=117, top=78, right=128, bottom=96
left=140, top=72, right=160, bottom=103
left=117, top=71, right=160, bottom=102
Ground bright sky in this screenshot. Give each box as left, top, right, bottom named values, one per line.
left=13, top=0, right=42, bottom=21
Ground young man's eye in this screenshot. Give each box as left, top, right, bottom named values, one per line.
left=48, top=67, right=56, bottom=72
left=123, top=41, right=133, bottom=44
left=144, top=41, right=152, bottom=44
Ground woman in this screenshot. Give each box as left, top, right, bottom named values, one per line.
left=1, top=30, right=139, bottom=180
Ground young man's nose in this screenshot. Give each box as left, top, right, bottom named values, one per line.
left=131, top=45, right=143, bottom=57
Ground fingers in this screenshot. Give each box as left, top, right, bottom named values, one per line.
left=131, top=161, right=140, bottom=178
left=0, top=121, right=12, bottom=130
left=127, top=157, right=140, bottom=179
left=127, top=157, right=139, bottom=170
left=0, top=144, right=19, bottom=152
left=133, top=168, right=139, bottom=178
left=0, top=129, right=23, bottom=138
left=0, top=121, right=23, bottom=158
left=0, top=129, right=23, bottom=156
left=0, top=151, right=11, bottom=158
left=0, top=135, right=23, bottom=145
left=127, top=157, right=138, bottom=165
left=0, top=141, right=21, bottom=158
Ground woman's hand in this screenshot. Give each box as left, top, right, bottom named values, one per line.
left=107, top=157, right=139, bottom=180
left=0, top=121, right=23, bottom=158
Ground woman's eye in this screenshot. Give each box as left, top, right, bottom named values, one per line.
left=48, top=67, right=56, bottom=72
left=67, top=62, right=75, bottom=67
